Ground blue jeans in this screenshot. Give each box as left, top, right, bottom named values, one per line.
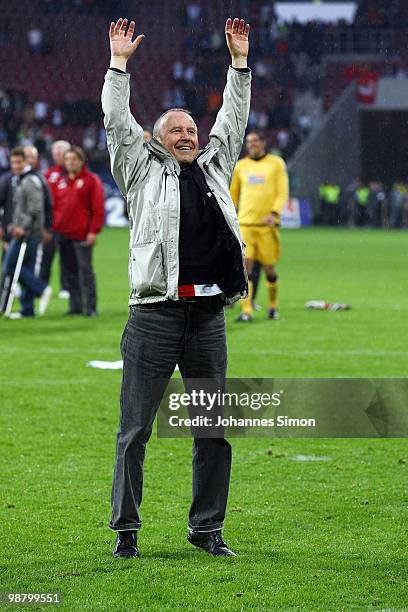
left=3, top=237, right=47, bottom=316
left=109, top=297, right=231, bottom=534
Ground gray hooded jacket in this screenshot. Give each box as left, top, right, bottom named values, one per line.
left=101, top=66, right=251, bottom=304
left=13, top=169, right=45, bottom=238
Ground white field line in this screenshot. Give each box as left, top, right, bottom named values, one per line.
left=229, top=349, right=408, bottom=357
left=0, top=347, right=118, bottom=354
left=0, top=378, right=97, bottom=385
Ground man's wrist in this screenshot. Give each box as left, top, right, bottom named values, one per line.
left=110, top=56, right=128, bottom=72
left=231, top=57, right=247, bottom=69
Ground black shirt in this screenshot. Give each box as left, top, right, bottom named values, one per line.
left=178, top=160, right=222, bottom=284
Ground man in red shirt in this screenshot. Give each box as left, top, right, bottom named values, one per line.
left=44, top=140, right=70, bottom=186
left=52, top=146, right=105, bottom=316
left=41, top=140, right=71, bottom=295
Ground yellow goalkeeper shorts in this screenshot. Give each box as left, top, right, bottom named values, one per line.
left=240, top=225, right=281, bottom=265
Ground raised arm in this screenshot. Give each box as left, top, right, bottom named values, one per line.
left=209, top=18, right=251, bottom=182
left=101, top=19, right=149, bottom=196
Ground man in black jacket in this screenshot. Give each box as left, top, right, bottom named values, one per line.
left=1, top=147, right=52, bottom=317
left=0, top=146, right=52, bottom=250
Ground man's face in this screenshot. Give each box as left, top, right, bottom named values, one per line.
left=159, top=111, right=199, bottom=165
left=64, top=152, right=84, bottom=175
left=52, top=145, right=67, bottom=166
left=24, top=148, right=38, bottom=168
left=10, top=155, right=26, bottom=176
left=246, top=133, right=266, bottom=159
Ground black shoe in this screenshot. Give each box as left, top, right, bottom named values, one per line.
left=268, top=308, right=279, bottom=320
left=187, top=530, right=236, bottom=557
left=85, top=311, right=98, bottom=317
left=112, top=530, right=139, bottom=558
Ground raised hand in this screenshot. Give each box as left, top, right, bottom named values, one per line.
left=225, top=18, right=250, bottom=67
left=109, top=18, right=144, bottom=62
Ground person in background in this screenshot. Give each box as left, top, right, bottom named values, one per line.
left=1, top=147, right=53, bottom=251
left=52, top=146, right=104, bottom=316
left=0, top=166, right=15, bottom=257
left=42, top=140, right=71, bottom=297
left=368, top=181, right=386, bottom=228
left=143, top=128, right=152, bottom=142
left=44, top=140, right=71, bottom=185
left=389, top=180, right=408, bottom=229
left=0, top=161, right=18, bottom=309
left=23, top=146, right=53, bottom=246
left=230, top=129, right=288, bottom=322
left=1, top=147, right=52, bottom=318
left=318, top=180, right=341, bottom=226
left=353, top=179, right=370, bottom=227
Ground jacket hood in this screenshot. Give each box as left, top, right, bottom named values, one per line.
left=147, top=138, right=179, bottom=170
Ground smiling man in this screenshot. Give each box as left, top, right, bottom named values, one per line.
left=102, top=16, right=251, bottom=559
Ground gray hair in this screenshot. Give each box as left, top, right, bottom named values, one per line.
left=152, top=108, right=195, bottom=140
left=23, top=145, right=39, bottom=160
left=51, top=140, right=70, bottom=152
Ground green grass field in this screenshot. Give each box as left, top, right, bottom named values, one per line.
left=1, top=228, right=407, bottom=611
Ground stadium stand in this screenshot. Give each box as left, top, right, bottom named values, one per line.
left=0, top=0, right=407, bottom=227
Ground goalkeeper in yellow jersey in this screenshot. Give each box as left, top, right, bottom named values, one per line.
left=230, top=130, right=289, bottom=321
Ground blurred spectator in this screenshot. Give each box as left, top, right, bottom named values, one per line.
left=206, top=89, right=222, bottom=118
left=368, top=181, right=387, bottom=227
left=389, top=180, right=408, bottom=228
left=319, top=181, right=341, bottom=225
left=51, top=108, right=63, bottom=127
left=44, top=140, right=70, bottom=185
left=173, top=61, right=184, bottom=82
left=254, top=60, right=269, bottom=88
left=0, top=167, right=14, bottom=252
left=27, top=28, right=44, bottom=54
left=52, top=146, right=104, bottom=316
left=41, top=140, right=71, bottom=295
left=186, top=3, right=201, bottom=26
left=352, top=180, right=370, bottom=226
left=209, top=30, right=223, bottom=52
left=23, top=145, right=53, bottom=243
left=160, top=89, right=173, bottom=112
left=1, top=147, right=52, bottom=318
left=143, top=129, right=152, bottom=143
left=276, top=129, right=290, bottom=151
left=83, top=123, right=98, bottom=151
left=184, top=64, right=196, bottom=83
left=248, top=107, right=269, bottom=130
left=0, top=141, right=9, bottom=170
left=297, top=112, right=313, bottom=137
left=33, top=101, right=49, bottom=122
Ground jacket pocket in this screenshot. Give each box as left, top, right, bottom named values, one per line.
left=130, top=242, right=167, bottom=298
